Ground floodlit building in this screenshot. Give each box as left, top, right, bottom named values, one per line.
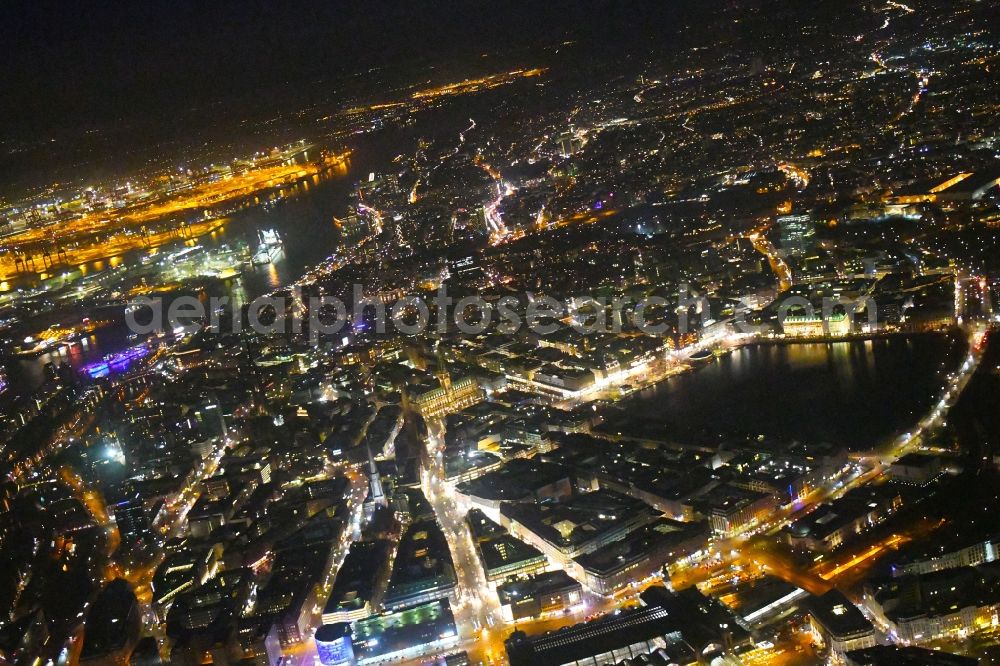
left=778, top=213, right=815, bottom=256
left=322, top=540, right=391, bottom=624
left=845, top=645, right=977, bottom=665
left=497, top=571, right=582, bottom=622
left=351, top=600, right=458, bottom=665
left=863, top=561, right=1000, bottom=644
left=315, top=623, right=356, bottom=666
left=806, top=590, right=878, bottom=658
left=786, top=485, right=903, bottom=552
left=382, top=519, right=457, bottom=611
left=505, top=586, right=748, bottom=666
left=782, top=312, right=851, bottom=338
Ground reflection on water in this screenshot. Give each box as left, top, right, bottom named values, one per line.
left=8, top=329, right=131, bottom=391
left=5, top=100, right=522, bottom=394
left=6, top=146, right=366, bottom=393
left=611, top=334, right=966, bottom=449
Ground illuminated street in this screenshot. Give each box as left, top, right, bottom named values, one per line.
left=2, top=3, right=999, bottom=666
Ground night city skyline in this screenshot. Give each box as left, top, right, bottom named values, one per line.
left=1, top=2, right=999, bottom=666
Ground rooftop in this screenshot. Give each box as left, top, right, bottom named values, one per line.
left=845, top=645, right=977, bottom=665
left=805, top=590, right=874, bottom=639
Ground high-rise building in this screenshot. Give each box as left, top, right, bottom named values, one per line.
left=80, top=579, right=142, bottom=666
left=448, top=256, right=483, bottom=283
left=557, top=128, right=585, bottom=157
left=190, top=398, right=227, bottom=440
left=114, top=497, right=152, bottom=549
left=778, top=214, right=815, bottom=256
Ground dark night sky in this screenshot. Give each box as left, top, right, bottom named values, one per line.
left=1, top=1, right=695, bottom=139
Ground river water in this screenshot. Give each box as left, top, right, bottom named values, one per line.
left=4, top=90, right=968, bottom=434
left=7, top=139, right=381, bottom=389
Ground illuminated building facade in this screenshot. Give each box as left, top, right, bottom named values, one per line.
left=700, top=484, right=779, bottom=537
left=864, top=562, right=1000, bottom=644
left=410, top=372, right=483, bottom=420
left=778, top=213, right=815, bottom=257
left=497, top=571, right=582, bottom=622
left=783, top=312, right=851, bottom=338
left=806, top=590, right=878, bottom=658
left=892, top=538, right=999, bottom=578
left=352, top=600, right=458, bottom=665
left=315, top=623, right=355, bottom=666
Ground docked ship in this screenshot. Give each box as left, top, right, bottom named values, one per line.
left=84, top=344, right=151, bottom=378
left=252, top=229, right=284, bottom=265
left=688, top=348, right=715, bottom=363
left=14, top=319, right=103, bottom=357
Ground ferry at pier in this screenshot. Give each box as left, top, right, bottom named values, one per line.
left=688, top=349, right=715, bottom=363
left=252, top=229, right=284, bottom=265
